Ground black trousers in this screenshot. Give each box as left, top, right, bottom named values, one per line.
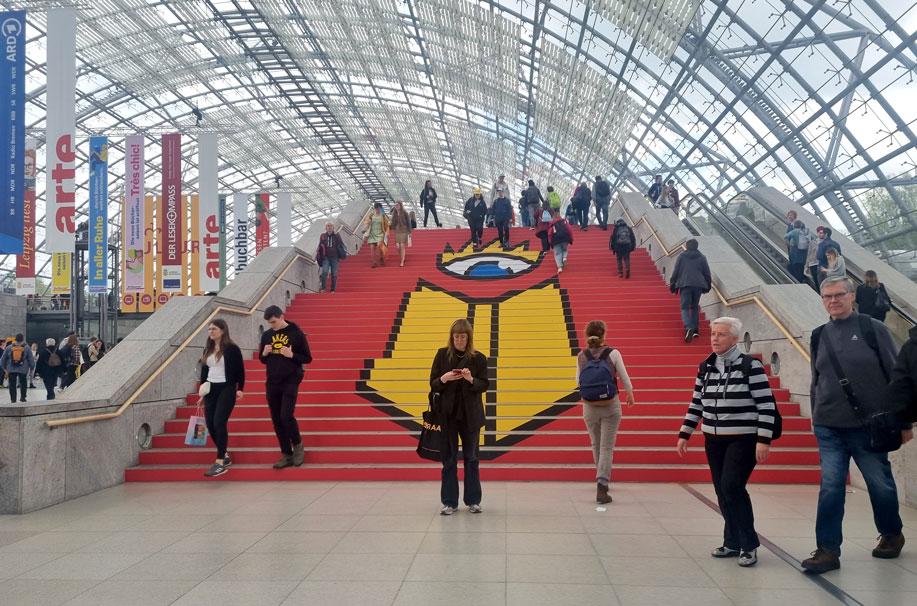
left=441, top=418, right=482, bottom=508
left=495, top=220, right=510, bottom=246
left=8, top=373, right=27, bottom=402
left=423, top=203, right=441, bottom=227
left=204, top=382, right=238, bottom=459
left=468, top=218, right=484, bottom=245
left=267, top=378, right=302, bottom=455
left=40, top=372, right=56, bottom=400
left=538, top=232, right=550, bottom=251
left=705, top=434, right=760, bottom=551
left=575, top=205, right=589, bottom=227
left=615, top=250, right=631, bottom=275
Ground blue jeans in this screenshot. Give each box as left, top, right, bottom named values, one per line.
left=813, top=425, right=903, bottom=555
left=575, top=205, right=589, bottom=227
left=679, top=286, right=702, bottom=332
left=552, top=243, right=568, bottom=269
left=320, top=257, right=339, bottom=291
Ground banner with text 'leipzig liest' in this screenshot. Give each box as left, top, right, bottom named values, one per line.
left=15, top=140, right=36, bottom=295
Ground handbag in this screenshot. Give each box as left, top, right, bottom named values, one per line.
left=184, top=405, right=209, bottom=447
left=416, top=392, right=445, bottom=462
left=820, top=332, right=902, bottom=453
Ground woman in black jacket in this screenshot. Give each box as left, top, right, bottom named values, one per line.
left=429, top=319, right=489, bottom=515
left=198, top=318, right=245, bottom=477
left=419, top=180, right=442, bottom=228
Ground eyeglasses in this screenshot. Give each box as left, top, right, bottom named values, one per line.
left=821, top=293, right=850, bottom=301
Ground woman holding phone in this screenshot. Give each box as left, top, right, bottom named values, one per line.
left=429, top=319, right=489, bottom=515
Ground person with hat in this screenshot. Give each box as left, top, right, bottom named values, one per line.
left=464, top=187, right=488, bottom=248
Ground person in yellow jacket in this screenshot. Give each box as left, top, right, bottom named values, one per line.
left=546, top=186, right=562, bottom=211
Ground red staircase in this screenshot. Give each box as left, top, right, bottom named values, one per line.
left=126, top=226, right=820, bottom=483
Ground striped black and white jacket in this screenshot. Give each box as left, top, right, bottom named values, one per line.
left=678, top=347, right=777, bottom=444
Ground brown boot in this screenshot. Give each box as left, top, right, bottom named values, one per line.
left=872, top=533, right=905, bottom=559
left=596, top=482, right=612, bottom=504
left=801, top=548, right=840, bottom=574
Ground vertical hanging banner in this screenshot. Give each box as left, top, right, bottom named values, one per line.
left=189, top=195, right=201, bottom=295
left=45, top=7, right=77, bottom=252
left=218, top=194, right=227, bottom=290
left=160, top=133, right=183, bottom=291
left=1, top=10, right=25, bottom=253
left=198, top=133, right=221, bottom=292
left=88, top=136, right=108, bottom=293
left=233, top=193, right=249, bottom=272
left=15, top=140, right=36, bottom=294
left=120, top=203, right=136, bottom=312
left=139, top=195, right=155, bottom=313
left=276, top=191, right=292, bottom=247
left=254, top=192, right=270, bottom=254
left=124, top=134, right=145, bottom=292
left=52, top=252, right=71, bottom=294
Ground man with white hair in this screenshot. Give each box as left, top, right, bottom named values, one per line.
left=802, top=277, right=912, bottom=574
left=676, top=316, right=777, bottom=568
left=35, top=338, right=61, bottom=401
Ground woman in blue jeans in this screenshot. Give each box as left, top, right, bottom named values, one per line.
left=428, top=319, right=489, bottom=515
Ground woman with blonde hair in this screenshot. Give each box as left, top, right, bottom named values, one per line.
left=362, top=202, right=389, bottom=268
left=198, top=318, right=245, bottom=477
left=390, top=200, right=412, bottom=267
left=429, top=319, right=489, bottom=515
left=576, top=320, right=635, bottom=503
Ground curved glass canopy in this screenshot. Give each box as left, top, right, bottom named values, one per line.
left=3, top=0, right=915, bottom=287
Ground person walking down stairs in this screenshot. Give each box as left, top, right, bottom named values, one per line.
left=669, top=239, right=712, bottom=343
left=576, top=321, right=635, bottom=504
left=390, top=200, right=412, bottom=267
left=259, top=305, right=313, bottom=469
left=363, top=202, right=389, bottom=268
left=198, top=319, right=245, bottom=478
left=419, top=180, right=443, bottom=228
left=316, top=222, right=347, bottom=293
left=609, top=219, right=636, bottom=278
left=463, top=187, right=487, bottom=248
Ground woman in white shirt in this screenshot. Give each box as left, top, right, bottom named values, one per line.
left=198, top=319, right=245, bottom=477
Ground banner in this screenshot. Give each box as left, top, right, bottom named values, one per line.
left=189, top=195, right=200, bottom=295
left=160, top=133, right=183, bottom=291
left=0, top=10, right=25, bottom=254
left=124, top=134, right=144, bottom=292
left=233, top=193, right=249, bottom=272
left=218, top=194, right=227, bottom=290
left=276, top=191, right=291, bottom=247
left=15, top=140, right=36, bottom=295
left=88, top=136, right=108, bottom=293
left=45, top=7, right=77, bottom=252
left=139, top=195, right=155, bottom=313
left=52, top=252, right=70, bottom=294
left=120, top=202, right=136, bottom=312
left=198, top=133, right=221, bottom=292
left=255, top=192, right=270, bottom=254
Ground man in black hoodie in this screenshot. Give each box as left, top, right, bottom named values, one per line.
left=669, top=239, right=712, bottom=342
left=259, top=305, right=313, bottom=468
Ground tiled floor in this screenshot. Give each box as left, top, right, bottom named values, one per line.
left=1, top=481, right=916, bottom=605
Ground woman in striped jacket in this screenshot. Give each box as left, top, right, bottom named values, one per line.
left=676, top=316, right=777, bottom=568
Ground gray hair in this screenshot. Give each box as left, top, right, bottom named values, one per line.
left=819, top=277, right=854, bottom=294
left=710, top=316, right=742, bottom=337
left=45, top=338, right=56, bottom=347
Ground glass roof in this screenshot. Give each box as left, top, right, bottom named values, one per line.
left=3, top=0, right=915, bottom=287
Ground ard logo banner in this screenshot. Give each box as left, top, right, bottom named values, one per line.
left=359, top=238, right=579, bottom=458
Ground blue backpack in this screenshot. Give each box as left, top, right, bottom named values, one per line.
left=579, top=347, right=618, bottom=401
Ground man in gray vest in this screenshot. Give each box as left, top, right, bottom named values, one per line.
left=802, top=277, right=912, bottom=574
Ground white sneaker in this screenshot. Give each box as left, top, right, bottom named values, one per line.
left=440, top=505, right=456, bottom=516
left=738, top=550, right=758, bottom=567
left=468, top=504, right=482, bottom=514
left=711, top=546, right=740, bottom=558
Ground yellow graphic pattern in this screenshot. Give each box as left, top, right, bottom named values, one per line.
left=440, top=240, right=540, bottom=265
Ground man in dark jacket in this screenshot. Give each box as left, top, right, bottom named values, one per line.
left=593, top=176, right=612, bottom=230
left=259, top=305, right=313, bottom=468
left=572, top=183, right=592, bottom=230
left=815, top=226, right=841, bottom=291
left=669, top=239, right=712, bottom=342
left=316, top=222, right=346, bottom=293
left=609, top=219, right=636, bottom=278
left=419, top=180, right=442, bottom=228
left=464, top=187, right=487, bottom=247
left=1, top=334, right=35, bottom=403
left=890, top=326, right=917, bottom=423
left=523, top=180, right=546, bottom=228
left=647, top=174, right=662, bottom=204
left=35, top=338, right=60, bottom=401
left=492, top=192, right=514, bottom=249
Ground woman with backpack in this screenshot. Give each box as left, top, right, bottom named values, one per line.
left=577, top=320, right=635, bottom=504
left=675, top=317, right=778, bottom=568
left=609, top=219, right=636, bottom=278
left=36, top=338, right=61, bottom=400
left=546, top=208, right=574, bottom=272
left=198, top=318, right=245, bottom=477
left=534, top=206, right=552, bottom=252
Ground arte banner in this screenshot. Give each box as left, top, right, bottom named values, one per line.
left=0, top=10, right=25, bottom=254
left=218, top=194, right=227, bottom=290
left=276, top=191, right=291, bottom=247
left=45, top=7, right=77, bottom=252
left=15, top=140, right=36, bottom=295
left=88, top=136, right=108, bottom=293
left=161, top=133, right=183, bottom=291
left=198, top=133, right=221, bottom=292
left=255, top=192, right=270, bottom=254
left=124, top=134, right=145, bottom=292
left=52, top=252, right=71, bottom=294
left=233, top=193, right=249, bottom=273
left=139, top=195, right=155, bottom=313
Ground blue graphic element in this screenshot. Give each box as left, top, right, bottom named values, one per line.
left=468, top=263, right=511, bottom=277
left=0, top=11, right=26, bottom=253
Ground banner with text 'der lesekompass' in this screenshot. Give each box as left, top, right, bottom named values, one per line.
left=160, top=133, right=183, bottom=292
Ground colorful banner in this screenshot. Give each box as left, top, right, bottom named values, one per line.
left=120, top=202, right=137, bottom=312
left=198, top=133, right=221, bottom=292
left=139, top=195, right=155, bottom=313
left=45, top=7, right=77, bottom=252
left=233, top=193, right=249, bottom=272
left=15, top=140, right=36, bottom=295
left=218, top=194, right=227, bottom=290
left=88, top=136, right=108, bottom=293
left=160, top=133, right=183, bottom=291
left=52, top=252, right=70, bottom=294
left=189, top=195, right=201, bottom=295
left=124, top=134, right=145, bottom=292
left=255, top=192, right=270, bottom=254
left=276, top=191, right=291, bottom=247
left=0, top=10, right=25, bottom=253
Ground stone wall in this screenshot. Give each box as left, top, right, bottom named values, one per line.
left=0, top=293, right=28, bottom=339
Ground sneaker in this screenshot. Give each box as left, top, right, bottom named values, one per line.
left=872, top=533, right=905, bottom=559
left=692, top=330, right=700, bottom=340
left=738, top=550, right=758, bottom=567
left=273, top=455, right=294, bottom=469
left=203, top=462, right=228, bottom=477
left=468, top=504, right=482, bottom=514
left=684, top=329, right=693, bottom=342
left=440, top=505, right=456, bottom=516
left=292, top=443, right=305, bottom=466
left=711, top=546, right=740, bottom=558
left=801, top=548, right=840, bottom=574
left=223, top=454, right=233, bottom=467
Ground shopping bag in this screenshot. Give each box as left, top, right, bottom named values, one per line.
left=416, top=393, right=445, bottom=462
left=184, top=409, right=208, bottom=447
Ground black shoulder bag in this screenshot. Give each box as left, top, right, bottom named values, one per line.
left=417, top=392, right=445, bottom=462
left=819, top=330, right=902, bottom=453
